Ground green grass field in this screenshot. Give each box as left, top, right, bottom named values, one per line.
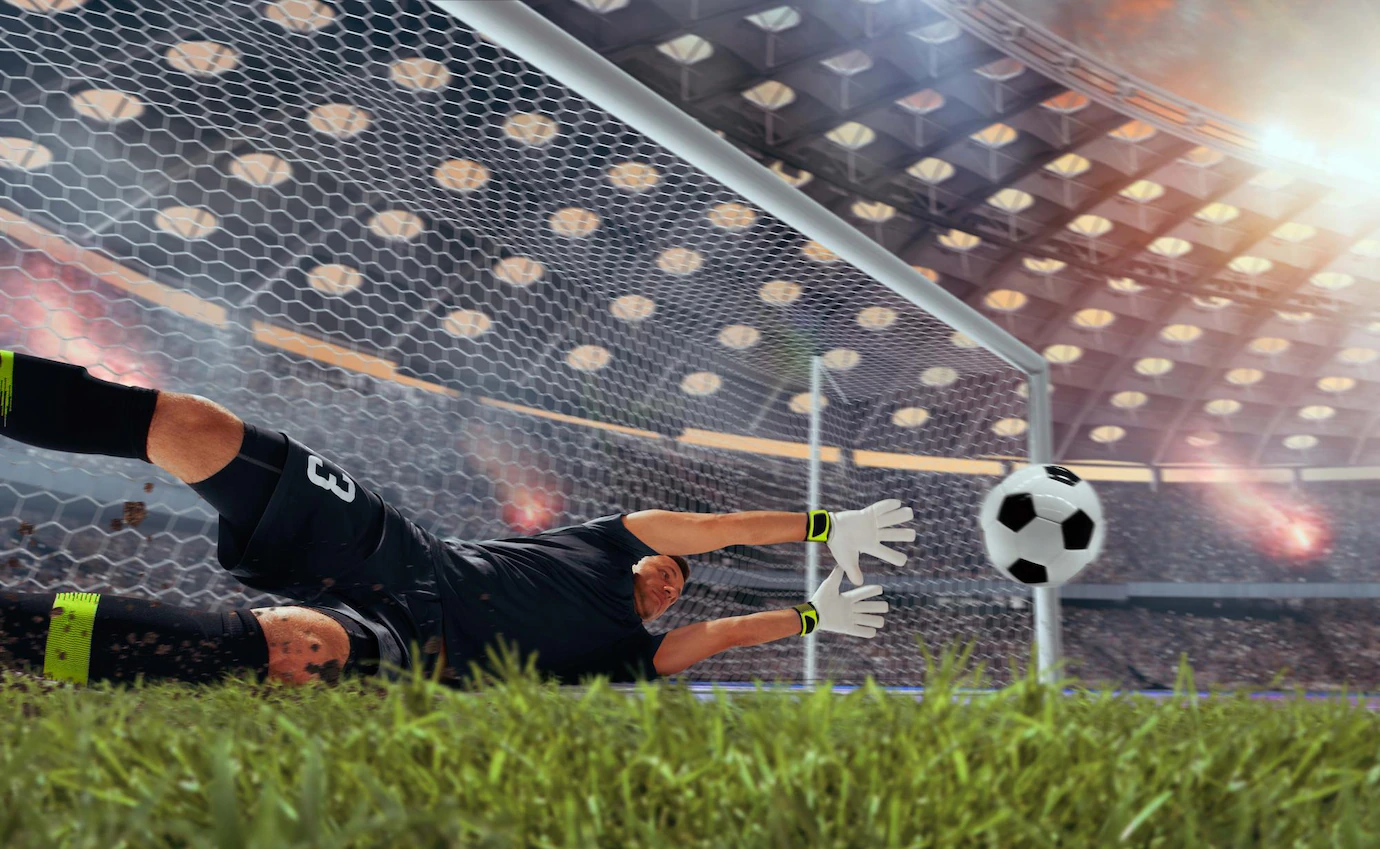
left=2, top=645, right=1378, bottom=849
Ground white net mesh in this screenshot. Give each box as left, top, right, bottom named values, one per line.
left=0, top=0, right=1034, bottom=686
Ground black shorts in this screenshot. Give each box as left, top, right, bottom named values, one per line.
left=216, top=433, right=446, bottom=679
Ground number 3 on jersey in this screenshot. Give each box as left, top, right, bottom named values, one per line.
left=307, top=454, right=356, bottom=503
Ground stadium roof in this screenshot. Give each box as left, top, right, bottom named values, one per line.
left=522, top=0, right=1380, bottom=468
left=4, top=0, right=1380, bottom=469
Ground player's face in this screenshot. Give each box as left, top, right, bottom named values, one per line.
left=632, top=556, right=683, bottom=622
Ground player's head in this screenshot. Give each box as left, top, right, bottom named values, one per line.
left=632, top=554, right=689, bottom=622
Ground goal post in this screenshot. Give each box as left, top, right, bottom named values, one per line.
left=428, top=0, right=1061, bottom=679
left=0, top=0, right=1059, bottom=688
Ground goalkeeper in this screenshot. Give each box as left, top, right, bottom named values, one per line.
left=0, top=351, right=911, bottom=687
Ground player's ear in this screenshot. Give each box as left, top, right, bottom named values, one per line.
left=668, top=553, right=691, bottom=586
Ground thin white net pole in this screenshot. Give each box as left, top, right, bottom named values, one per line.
left=1027, top=369, right=1062, bottom=681
left=804, top=355, right=823, bottom=685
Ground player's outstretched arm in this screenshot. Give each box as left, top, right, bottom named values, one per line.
left=624, top=500, right=916, bottom=585
left=652, top=566, right=887, bottom=676
left=624, top=510, right=807, bottom=555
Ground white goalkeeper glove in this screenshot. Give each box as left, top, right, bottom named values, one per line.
left=794, top=566, right=888, bottom=639
left=806, top=498, right=915, bottom=586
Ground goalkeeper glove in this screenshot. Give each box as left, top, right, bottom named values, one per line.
left=793, top=566, right=887, bottom=638
left=806, top=498, right=915, bottom=585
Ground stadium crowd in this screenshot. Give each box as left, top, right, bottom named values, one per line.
left=1062, top=601, right=1380, bottom=692
left=1094, top=482, right=1380, bottom=583
left=7, top=487, right=1380, bottom=691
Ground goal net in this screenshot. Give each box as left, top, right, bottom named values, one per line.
left=0, top=0, right=1036, bottom=686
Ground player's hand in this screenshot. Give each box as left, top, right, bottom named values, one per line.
left=825, top=499, right=915, bottom=585
left=806, top=566, right=888, bottom=638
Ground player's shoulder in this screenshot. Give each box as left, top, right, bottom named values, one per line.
left=531, top=513, right=628, bottom=537
left=445, top=514, right=640, bottom=550
left=537, top=514, right=655, bottom=557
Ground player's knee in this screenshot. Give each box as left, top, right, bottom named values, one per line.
left=153, top=393, right=241, bottom=441
left=251, top=607, right=351, bottom=686
left=148, top=393, right=244, bottom=483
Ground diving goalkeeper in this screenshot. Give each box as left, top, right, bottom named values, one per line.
left=0, top=352, right=911, bottom=687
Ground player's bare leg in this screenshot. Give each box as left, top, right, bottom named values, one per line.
left=147, top=398, right=358, bottom=683
left=145, top=392, right=245, bottom=485
left=139, top=396, right=359, bottom=683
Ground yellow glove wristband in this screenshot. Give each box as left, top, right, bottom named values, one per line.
left=794, top=602, right=818, bottom=636
left=805, top=510, right=831, bottom=543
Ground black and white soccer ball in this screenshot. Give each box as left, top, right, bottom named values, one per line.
left=978, top=464, right=1105, bottom=587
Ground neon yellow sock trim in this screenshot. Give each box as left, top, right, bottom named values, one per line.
left=0, top=350, right=13, bottom=422
left=44, top=592, right=101, bottom=685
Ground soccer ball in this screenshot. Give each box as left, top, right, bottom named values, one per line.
left=978, top=464, right=1105, bottom=587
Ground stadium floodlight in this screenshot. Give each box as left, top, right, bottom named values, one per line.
left=0, top=0, right=1056, bottom=686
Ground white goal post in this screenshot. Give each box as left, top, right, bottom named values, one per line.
left=428, top=0, right=1061, bottom=680
left=0, top=0, right=1059, bottom=688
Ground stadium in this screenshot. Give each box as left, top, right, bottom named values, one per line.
left=2, top=0, right=1380, bottom=845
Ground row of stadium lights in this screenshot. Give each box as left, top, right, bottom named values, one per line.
left=626, top=9, right=1380, bottom=451
left=629, top=2, right=1380, bottom=249
left=8, top=0, right=1375, bottom=256
left=0, top=28, right=1011, bottom=435
left=573, top=0, right=1380, bottom=455
left=1, top=0, right=1356, bottom=450
left=624, top=0, right=1380, bottom=449
left=21, top=0, right=1376, bottom=266
left=576, top=10, right=1373, bottom=453
left=580, top=0, right=1361, bottom=221
left=613, top=0, right=1380, bottom=436
left=14, top=9, right=1369, bottom=252
left=388, top=1, right=1377, bottom=454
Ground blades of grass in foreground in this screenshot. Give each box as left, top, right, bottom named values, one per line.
left=1, top=642, right=1378, bottom=848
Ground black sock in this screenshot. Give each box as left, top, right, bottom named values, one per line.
left=0, top=590, right=270, bottom=686
left=0, top=351, right=160, bottom=463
